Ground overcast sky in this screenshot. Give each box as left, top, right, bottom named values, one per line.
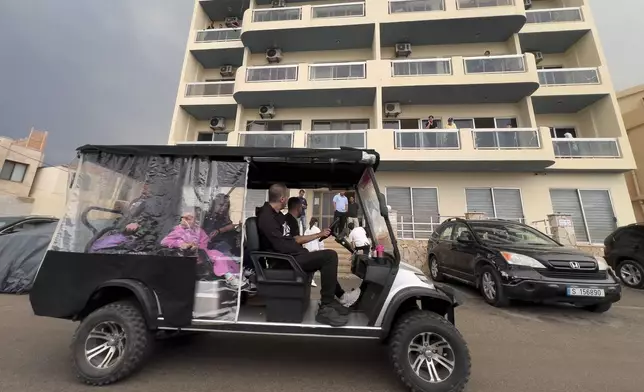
left=0, top=0, right=640, bottom=164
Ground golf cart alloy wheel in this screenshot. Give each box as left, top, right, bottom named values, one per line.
left=84, top=321, right=127, bottom=369
left=407, top=332, right=455, bottom=383
left=481, top=272, right=496, bottom=300
left=619, top=262, right=643, bottom=287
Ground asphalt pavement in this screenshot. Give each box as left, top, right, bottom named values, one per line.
left=2, top=283, right=644, bottom=392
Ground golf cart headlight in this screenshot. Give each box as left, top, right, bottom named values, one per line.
left=594, top=256, right=609, bottom=271
left=501, top=252, right=545, bottom=268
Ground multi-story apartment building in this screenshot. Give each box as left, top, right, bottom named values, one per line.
left=168, top=0, right=636, bottom=245
left=617, top=84, right=644, bottom=223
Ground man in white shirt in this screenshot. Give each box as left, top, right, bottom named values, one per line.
left=348, top=222, right=371, bottom=255
left=332, top=191, right=349, bottom=235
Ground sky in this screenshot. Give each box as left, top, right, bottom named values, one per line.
left=0, top=0, right=641, bottom=165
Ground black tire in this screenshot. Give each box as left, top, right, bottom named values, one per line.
left=616, top=260, right=644, bottom=289
left=479, top=265, right=509, bottom=307
left=71, top=301, right=153, bottom=385
left=584, top=302, right=612, bottom=313
left=428, top=256, right=444, bottom=282
left=389, top=310, right=471, bottom=392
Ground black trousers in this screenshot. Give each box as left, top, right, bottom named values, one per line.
left=333, top=210, right=347, bottom=235
left=356, top=245, right=370, bottom=255
left=295, top=249, right=344, bottom=304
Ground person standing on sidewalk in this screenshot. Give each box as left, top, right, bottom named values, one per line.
left=347, top=196, right=360, bottom=228
left=332, top=191, right=349, bottom=235
left=298, top=189, right=308, bottom=230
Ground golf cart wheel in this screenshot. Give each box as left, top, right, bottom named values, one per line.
left=584, top=302, right=612, bottom=313
left=389, top=310, right=471, bottom=392
left=71, top=301, right=152, bottom=385
left=479, top=265, right=509, bottom=307
left=616, top=260, right=644, bottom=289
left=429, top=256, right=444, bottom=282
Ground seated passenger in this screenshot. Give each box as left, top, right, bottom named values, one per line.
left=256, top=184, right=361, bottom=327
left=161, top=210, right=249, bottom=290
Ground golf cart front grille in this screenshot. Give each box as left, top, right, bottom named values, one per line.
left=538, top=270, right=607, bottom=280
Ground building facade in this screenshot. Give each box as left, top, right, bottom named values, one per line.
left=169, top=0, right=636, bottom=245
left=617, top=84, right=644, bottom=223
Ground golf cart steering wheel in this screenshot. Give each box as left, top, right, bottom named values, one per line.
left=319, top=217, right=341, bottom=241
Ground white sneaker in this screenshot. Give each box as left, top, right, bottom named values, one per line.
left=311, top=279, right=318, bottom=287
left=244, top=268, right=255, bottom=278
left=225, top=274, right=249, bottom=290
left=339, top=288, right=361, bottom=307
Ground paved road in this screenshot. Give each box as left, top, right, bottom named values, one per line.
left=2, top=284, right=644, bottom=392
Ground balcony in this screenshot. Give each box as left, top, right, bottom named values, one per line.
left=177, top=81, right=237, bottom=120
left=380, top=0, right=526, bottom=46
left=237, top=131, right=294, bottom=148
left=241, top=2, right=374, bottom=52
left=195, top=28, right=241, bottom=43
left=234, top=62, right=376, bottom=108
left=532, top=67, right=611, bottom=114
left=369, top=127, right=555, bottom=172
left=550, top=137, right=636, bottom=172
left=199, top=0, right=250, bottom=21
left=520, top=7, right=590, bottom=54
left=381, top=54, right=539, bottom=104
left=305, top=130, right=367, bottom=149
left=190, top=27, right=244, bottom=68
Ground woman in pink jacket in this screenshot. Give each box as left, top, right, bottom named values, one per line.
left=161, top=211, right=249, bottom=290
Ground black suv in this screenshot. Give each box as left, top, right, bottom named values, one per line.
left=427, top=218, right=621, bottom=313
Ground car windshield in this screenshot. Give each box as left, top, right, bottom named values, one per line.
left=356, top=169, right=394, bottom=254
left=469, top=222, right=559, bottom=246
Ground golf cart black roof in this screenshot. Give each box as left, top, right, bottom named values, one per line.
left=76, top=145, right=380, bottom=189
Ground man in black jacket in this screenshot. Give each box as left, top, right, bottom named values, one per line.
left=256, top=184, right=360, bottom=326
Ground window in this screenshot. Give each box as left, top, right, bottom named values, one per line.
left=465, top=188, right=524, bottom=221
left=549, top=189, right=617, bottom=244
left=0, top=160, right=28, bottom=182
left=438, top=224, right=453, bottom=240
left=246, top=121, right=301, bottom=131
left=312, top=120, right=369, bottom=130
left=385, top=187, right=440, bottom=239
left=197, top=132, right=229, bottom=143
left=550, top=127, right=577, bottom=138
left=537, top=65, right=564, bottom=70
left=452, top=222, right=473, bottom=241
left=244, top=189, right=268, bottom=218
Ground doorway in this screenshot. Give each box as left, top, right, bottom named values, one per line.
left=311, top=190, right=355, bottom=229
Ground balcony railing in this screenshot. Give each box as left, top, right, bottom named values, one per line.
left=246, top=65, right=299, bottom=82
left=312, top=2, right=365, bottom=18
left=195, top=28, right=241, bottom=43
left=238, top=131, right=294, bottom=148
left=464, top=55, right=526, bottom=74
left=538, top=68, right=600, bottom=86
left=309, top=62, right=366, bottom=81
left=526, top=7, right=584, bottom=23
left=472, top=129, right=540, bottom=149
left=394, top=130, right=461, bottom=150
left=306, top=130, right=367, bottom=149
left=391, top=58, right=452, bottom=76
left=252, top=7, right=302, bottom=22
left=456, top=0, right=514, bottom=9
left=388, top=0, right=445, bottom=14
left=552, top=138, right=621, bottom=158
left=185, top=81, right=235, bottom=97
left=177, top=141, right=228, bottom=146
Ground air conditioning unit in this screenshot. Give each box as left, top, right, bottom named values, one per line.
left=259, top=105, right=276, bottom=119
left=266, top=48, right=283, bottom=63
left=532, top=51, right=544, bottom=63
left=220, top=65, right=236, bottom=78
left=225, top=17, right=240, bottom=28
left=395, top=43, right=412, bottom=58
left=209, top=117, right=226, bottom=131
left=271, top=0, right=286, bottom=8
left=384, top=102, right=401, bottom=118
left=524, top=0, right=532, bottom=9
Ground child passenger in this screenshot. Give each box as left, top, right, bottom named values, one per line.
left=161, top=210, right=249, bottom=290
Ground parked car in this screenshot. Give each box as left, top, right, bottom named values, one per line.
left=0, top=216, right=58, bottom=236
left=427, top=218, right=620, bottom=313
left=604, top=223, right=644, bottom=289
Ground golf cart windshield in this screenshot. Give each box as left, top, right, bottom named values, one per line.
left=357, top=169, right=395, bottom=256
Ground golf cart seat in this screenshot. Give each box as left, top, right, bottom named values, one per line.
left=245, top=217, right=311, bottom=323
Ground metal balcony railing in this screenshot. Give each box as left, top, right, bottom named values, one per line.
left=464, top=55, right=526, bottom=74
left=312, top=2, right=365, bottom=18
left=394, top=130, right=461, bottom=149
left=538, top=68, right=600, bottom=86
left=456, top=0, right=514, bottom=9
left=185, top=82, right=235, bottom=97
left=252, top=7, right=302, bottom=22
left=391, top=58, right=452, bottom=76
left=238, top=131, right=295, bottom=148
left=472, top=129, right=540, bottom=149
left=526, top=7, right=584, bottom=23
left=552, top=138, right=621, bottom=158
left=246, top=65, right=299, bottom=82
left=306, top=130, right=367, bottom=149
left=309, top=62, right=366, bottom=81
left=195, top=28, right=241, bottom=43
left=388, top=0, right=445, bottom=14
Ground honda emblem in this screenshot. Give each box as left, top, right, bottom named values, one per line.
left=570, top=262, right=581, bottom=269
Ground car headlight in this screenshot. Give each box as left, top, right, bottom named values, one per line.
left=594, top=256, right=609, bottom=271
left=500, top=252, right=545, bottom=268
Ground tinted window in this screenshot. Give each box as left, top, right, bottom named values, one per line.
left=470, top=222, right=557, bottom=246
left=438, top=224, right=453, bottom=240
left=452, top=223, right=473, bottom=240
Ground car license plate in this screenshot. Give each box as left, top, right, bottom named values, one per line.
left=566, top=287, right=605, bottom=297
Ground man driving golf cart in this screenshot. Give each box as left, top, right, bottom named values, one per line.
left=29, top=145, right=470, bottom=392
